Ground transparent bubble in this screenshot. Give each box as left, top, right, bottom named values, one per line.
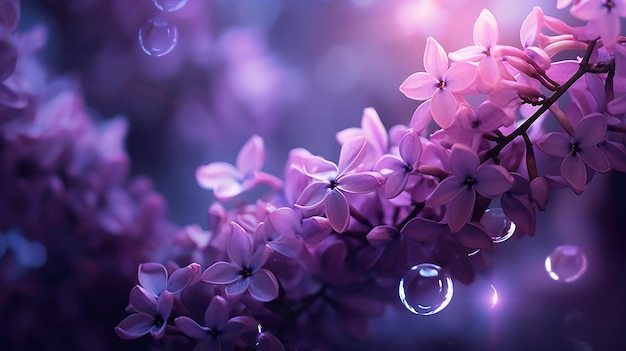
left=138, top=17, right=178, bottom=57
left=152, top=0, right=188, bottom=12
left=481, top=208, right=515, bottom=243
left=399, top=263, right=453, bottom=315
left=545, top=245, right=587, bottom=282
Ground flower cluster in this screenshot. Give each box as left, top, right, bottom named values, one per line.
left=116, top=1, right=626, bottom=350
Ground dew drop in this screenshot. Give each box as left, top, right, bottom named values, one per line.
left=152, top=0, right=188, bottom=12
left=545, top=245, right=587, bottom=282
left=138, top=17, right=178, bottom=57
left=481, top=208, right=515, bottom=243
left=399, top=263, right=453, bottom=315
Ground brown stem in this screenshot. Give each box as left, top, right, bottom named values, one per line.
left=480, top=39, right=598, bottom=164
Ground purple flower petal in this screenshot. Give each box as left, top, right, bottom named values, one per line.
left=303, top=156, right=337, bottom=180
left=366, top=225, right=399, bottom=248
left=409, top=100, right=433, bottom=131
left=269, top=236, right=301, bottom=258
left=399, top=72, right=438, bottom=100
left=194, top=337, right=222, bottom=351
left=529, top=176, right=550, bottom=211
left=202, top=262, right=241, bottom=284
left=236, top=135, right=264, bottom=175
left=248, top=269, right=279, bottom=302
left=295, top=181, right=330, bottom=210
left=424, top=37, right=448, bottom=79
left=248, top=246, right=270, bottom=272
left=219, top=316, right=252, bottom=341
left=299, top=216, right=332, bottom=244
left=447, top=187, right=475, bottom=233
left=520, top=7, right=543, bottom=47
left=129, top=286, right=157, bottom=316
left=115, top=313, right=155, bottom=340
left=138, top=262, right=168, bottom=297
left=575, top=114, right=606, bottom=147
left=502, top=193, right=536, bottom=236
left=196, top=162, right=240, bottom=189
left=449, top=144, right=480, bottom=177
left=580, top=145, right=610, bottom=173
left=175, top=316, right=209, bottom=339
left=430, top=88, right=457, bottom=129
left=156, top=292, right=174, bottom=321
left=427, top=176, right=465, bottom=206
left=384, top=170, right=409, bottom=199
left=337, top=172, right=382, bottom=193
left=473, top=9, right=499, bottom=49
left=474, top=164, right=513, bottom=197
left=225, top=277, right=249, bottom=296
left=337, top=136, right=367, bottom=175
left=571, top=0, right=607, bottom=20
left=448, top=45, right=485, bottom=62
left=227, top=222, right=252, bottom=267
left=536, top=132, right=571, bottom=157
left=167, top=263, right=200, bottom=294
left=268, top=207, right=301, bottom=236
left=444, top=62, right=477, bottom=93
left=400, top=218, right=446, bottom=241
left=325, top=189, right=350, bottom=233
left=375, top=155, right=405, bottom=174
left=455, top=223, right=494, bottom=249
left=204, top=296, right=229, bottom=329
left=399, top=131, right=422, bottom=166
left=561, top=154, right=586, bottom=193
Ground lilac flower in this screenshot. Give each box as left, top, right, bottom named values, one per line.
left=138, top=261, right=200, bottom=297
left=570, top=0, right=626, bottom=46
left=295, top=136, right=384, bottom=233
left=449, top=9, right=501, bottom=89
left=535, top=113, right=610, bottom=194
left=375, top=131, right=422, bottom=198
left=202, top=222, right=279, bottom=302
left=174, top=295, right=253, bottom=351
left=427, top=144, right=514, bottom=232
left=196, top=135, right=282, bottom=201
left=400, top=37, right=476, bottom=128
left=336, top=107, right=389, bottom=169
left=115, top=286, right=174, bottom=340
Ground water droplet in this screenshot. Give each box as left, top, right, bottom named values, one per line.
left=489, top=284, right=498, bottom=308
left=138, top=17, right=178, bottom=57
left=152, top=0, right=188, bottom=12
left=481, top=208, right=515, bottom=243
left=399, top=263, right=453, bottom=315
left=545, top=245, right=587, bottom=282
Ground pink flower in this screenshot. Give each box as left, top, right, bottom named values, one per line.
left=400, top=37, right=476, bottom=129
left=570, top=0, right=626, bottom=46
left=196, top=135, right=282, bottom=201
left=202, top=222, right=279, bottom=302
left=426, top=144, right=514, bottom=232
left=449, top=9, right=501, bottom=89
left=295, top=136, right=384, bottom=233
left=535, top=113, right=610, bottom=193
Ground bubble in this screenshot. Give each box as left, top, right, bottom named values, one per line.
left=481, top=208, right=515, bottom=243
left=545, top=245, right=587, bottom=282
left=138, top=18, right=178, bottom=57
left=399, top=263, right=453, bottom=315
left=152, top=0, right=188, bottom=12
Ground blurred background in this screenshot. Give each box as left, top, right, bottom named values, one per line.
left=10, top=0, right=626, bottom=349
